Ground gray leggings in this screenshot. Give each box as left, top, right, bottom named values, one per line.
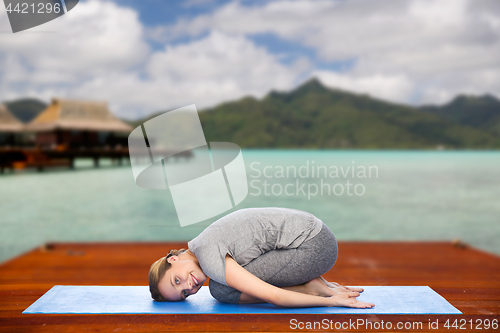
left=209, top=223, right=338, bottom=303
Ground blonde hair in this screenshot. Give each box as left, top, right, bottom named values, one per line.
left=148, top=248, right=187, bottom=302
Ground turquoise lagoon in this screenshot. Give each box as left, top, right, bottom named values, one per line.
left=0, top=150, right=499, bottom=264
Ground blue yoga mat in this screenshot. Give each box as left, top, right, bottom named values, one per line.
left=23, top=285, right=461, bottom=314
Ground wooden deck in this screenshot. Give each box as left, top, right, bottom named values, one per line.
left=0, top=241, right=498, bottom=332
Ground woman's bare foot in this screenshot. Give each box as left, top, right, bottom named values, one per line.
left=319, top=276, right=364, bottom=293
left=305, top=278, right=360, bottom=297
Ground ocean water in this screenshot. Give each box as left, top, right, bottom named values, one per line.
left=0, top=150, right=499, bottom=264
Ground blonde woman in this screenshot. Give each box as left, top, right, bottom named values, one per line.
left=149, top=207, right=373, bottom=308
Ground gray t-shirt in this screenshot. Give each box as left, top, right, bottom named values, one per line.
left=188, top=207, right=323, bottom=286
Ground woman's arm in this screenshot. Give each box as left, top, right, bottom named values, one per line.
left=238, top=279, right=345, bottom=303
left=224, top=254, right=374, bottom=308
left=239, top=285, right=315, bottom=303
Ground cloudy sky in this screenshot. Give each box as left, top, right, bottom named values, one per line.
left=0, top=0, right=499, bottom=119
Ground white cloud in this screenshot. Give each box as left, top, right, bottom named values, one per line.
left=160, top=0, right=500, bottom=104
left=314, top=71, right=414, bottom=104
left=0, top=0, right=153, bottom=112
left=0, top=0, right=148, bottom=81
left=1, top=0, right=499, bottom=118
left=77, top=31, right=309, bottom=118
left=147, top=30, right=302, bottom=94
left=0, top=1, right=309, bottom=118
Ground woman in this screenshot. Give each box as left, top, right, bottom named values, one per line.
left=149, top=207, right=374, bottom=308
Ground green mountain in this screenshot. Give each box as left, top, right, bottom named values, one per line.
left=197, top=79, right=500, bottom=149
left=4, top=80, right=500, bottom=149
left=4, top=98, right=47, bottom=123
left=420, top=94, right=500, bottom=136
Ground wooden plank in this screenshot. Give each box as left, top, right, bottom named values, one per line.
left=0, top=241, right=499, bottom=332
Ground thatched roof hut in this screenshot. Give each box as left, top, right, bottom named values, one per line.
left=0, top=104, right=23, bottom=132
left=25, top=98, right=132, bottom=132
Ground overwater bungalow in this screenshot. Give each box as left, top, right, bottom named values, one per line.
left=24, top=98, right=132, bottom=149
left=0, top=98, right=134, bottom=172
left=1, top=98, right=190, bottom=172
left=0, top=104, right=25, bottom=146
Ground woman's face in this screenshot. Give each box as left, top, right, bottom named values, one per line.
left=158, top=256, right=207, bottom=301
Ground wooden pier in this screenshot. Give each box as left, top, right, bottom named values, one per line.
left=0, top=241, right=499, bottom=332
left=0, top=147, right=193, bottom=172
left=0, top=147, right=129, bottom=172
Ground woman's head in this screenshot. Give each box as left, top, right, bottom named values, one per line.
left=148, top=248, right=207, bottom=302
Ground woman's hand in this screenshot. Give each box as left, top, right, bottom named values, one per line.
left=225, top=255, right=375, bottom=308
left=304, top=278, right=373, bottom=308
left=329, top=293, right=375, bottom=308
